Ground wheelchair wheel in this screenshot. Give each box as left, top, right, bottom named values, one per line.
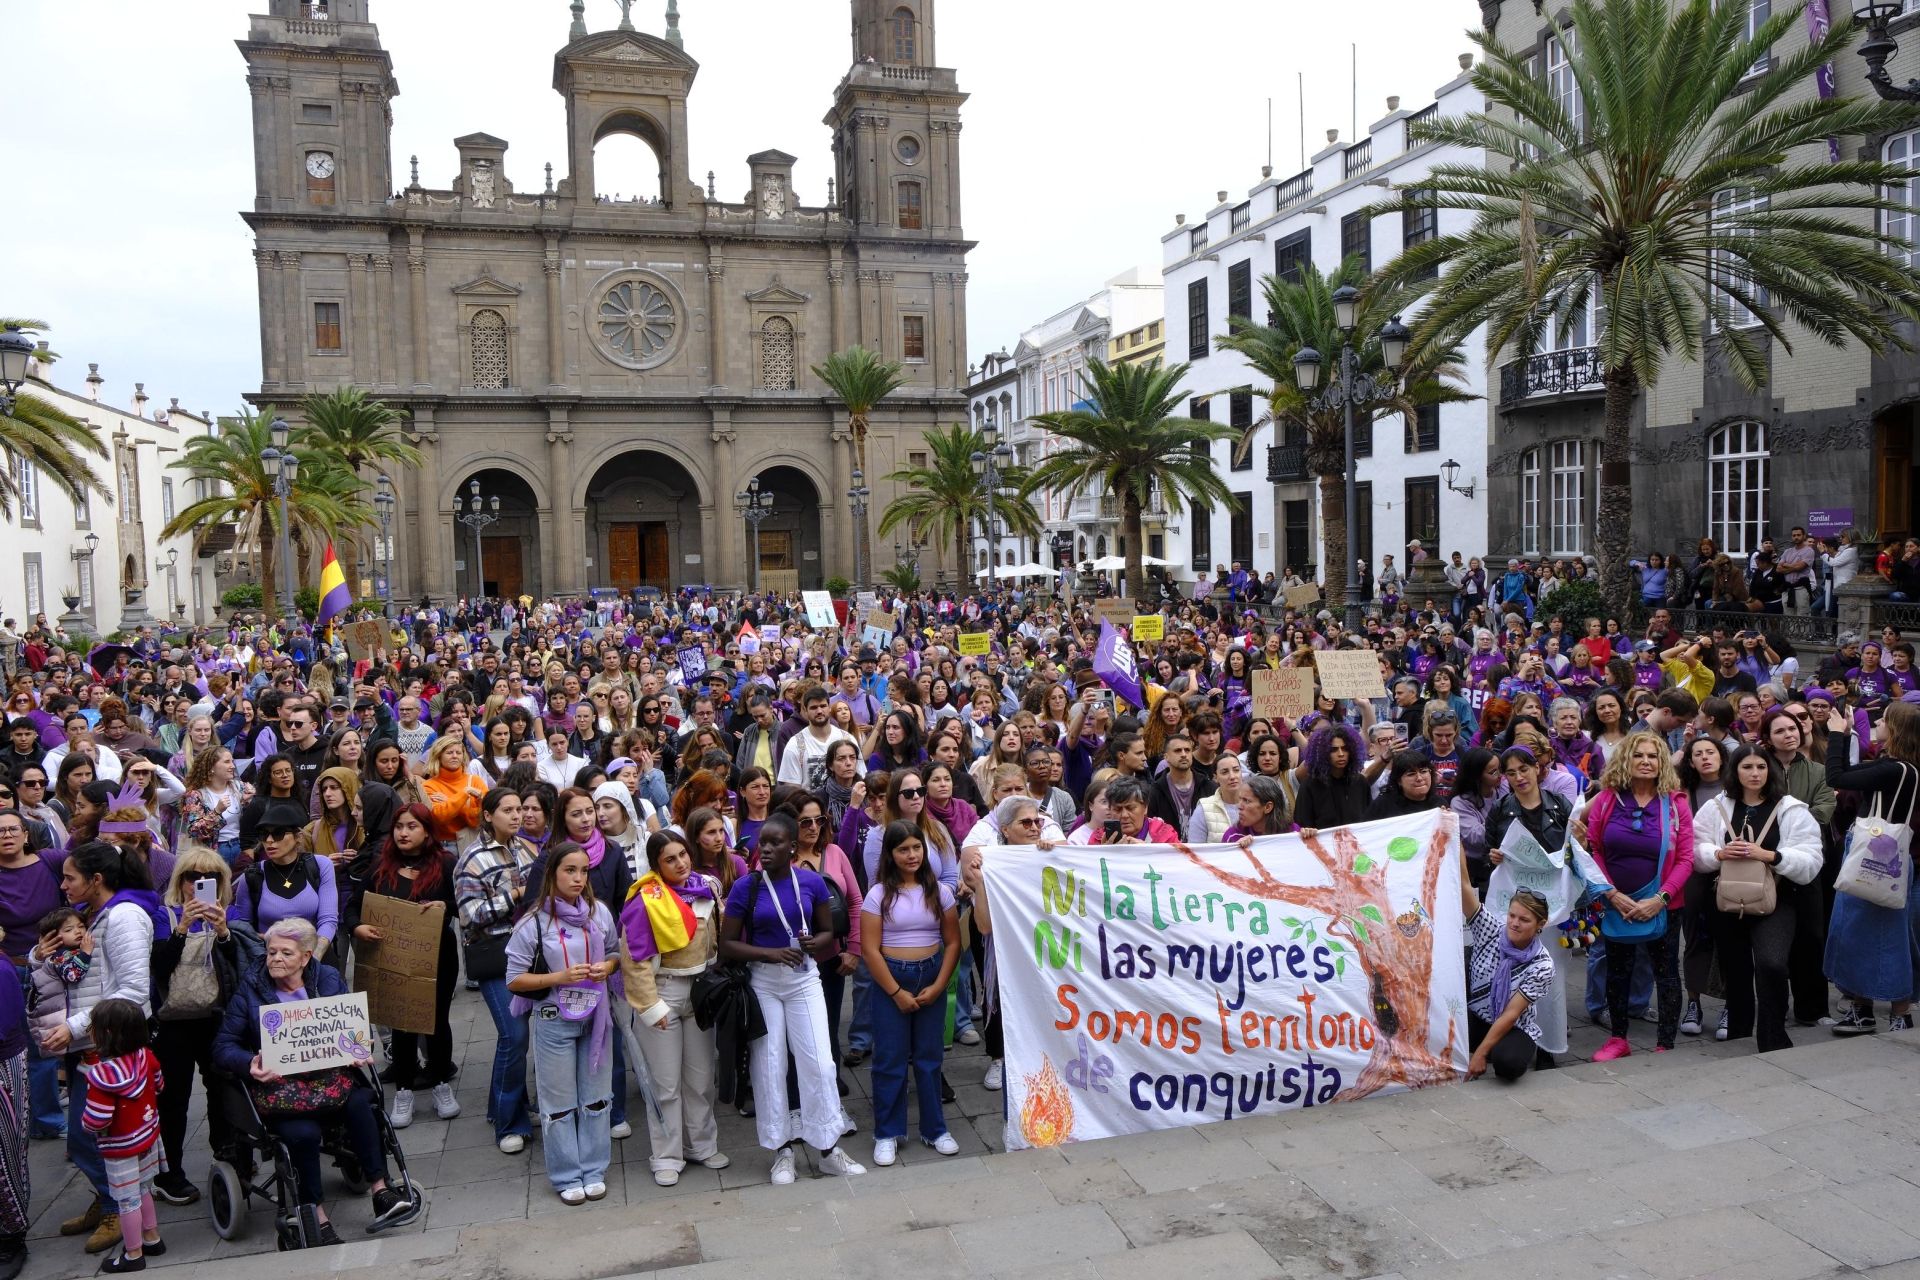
left=336, top=1157, right=369, bottom=1195
left=208, top=1161, right=248, bottom=1240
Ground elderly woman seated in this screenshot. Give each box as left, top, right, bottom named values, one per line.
left=211, top=918, right=412, bottom=1240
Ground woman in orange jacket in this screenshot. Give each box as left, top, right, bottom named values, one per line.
left=421, top=736, right=486, bottom=847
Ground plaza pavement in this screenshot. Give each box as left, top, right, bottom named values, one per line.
left=18, top=949, right=1920, bottom=1280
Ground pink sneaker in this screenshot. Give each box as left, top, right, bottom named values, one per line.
left=1592, top=1036, right=1632, bottom=1062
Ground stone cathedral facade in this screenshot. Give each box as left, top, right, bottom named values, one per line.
left=239, top=0, right=970, bottom=599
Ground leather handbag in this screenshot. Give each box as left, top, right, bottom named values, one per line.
left=1713, top=798, right=1778, bottom=918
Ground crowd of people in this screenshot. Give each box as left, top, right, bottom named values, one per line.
left=0, top=562, right=1912, bottom=1273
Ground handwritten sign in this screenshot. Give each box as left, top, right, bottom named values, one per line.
left=1094, top=598, right=1134, bottom=630
left=802, top=591, right=837, bottom=629
left=676, top=645, right=708, bottom=686
left=1316, top=649, right=1388, bottom=701
left=344, top=619, right=385, bottom=663
left=1284, top=584, right=1323, bottom=611
left=957, top=632, right=992, bottom=657
left=354, top=894, right=447, bottom=1035
left=1252, top=668, right=1318, bottom=722
left=981, top=811, right=1467, bottom=1150
left=761, top=623, right=783, bottom=647
left=1130, top=615, right=1164, bottom=642
left=259, top=992, right=375, bottom=1077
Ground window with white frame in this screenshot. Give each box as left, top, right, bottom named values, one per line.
left=1548, top=440, right=1586, bottom=555
left=13, top=456, right=36, bottom=526
left=1886, top=129, right=1920, bottom=269
left=1519, top=449, right=1542, bottom=556
left=21, top=556, right=41, bottom=618
left=1707, top=420, right=1769, bottom=557
left=161, top=477, right=175, bottom=522
left=1711, top=187, right=1768, bottom=329
left=79, top=559, right=93, bottom=611
left=1547, top=30, right=1583, bottom=138
left=1739, top=0, right=1771, bottom=77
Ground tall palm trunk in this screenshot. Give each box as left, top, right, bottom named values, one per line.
left=1596, top=366, right=1640, bottom=622
left=1123, top=490, right=1146, bottom=608
left=1318, top=470, right=1349, bottom=610
left=258, top=521, right=280, bottom=617
left=851, top=415, right=871, bottom=588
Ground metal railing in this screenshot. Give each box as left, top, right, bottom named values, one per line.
left=1267, top=442, right=1309, bottom=483
left=1499, top=346, right=1605, bottom=405
left=1403, top=102, right=1439, bottom=149
left=1672, top=606, right=1838, bottom=647
left=1872, top=599, right=1920, bottom=632
left=1273, top=168, right=1314, bottom=210
left=1344, top=140, right=1373, bottom=180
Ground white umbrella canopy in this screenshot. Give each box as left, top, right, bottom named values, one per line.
left=1088, top=554, right=1174, bottom=571
left=975, top=563, right=1058, bottom=579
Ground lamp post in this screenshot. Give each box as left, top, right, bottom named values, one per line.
left=60, top=532, right=100, bottom=636
left=1440, top=458, right=1478, bottom=500
left=970, top=423, right=1014, bottom=590
left=734, top=475, right=775, bottom=594
left=847, top=467, right=871, bottom=588
left=373, top=474, right=395, bottom=616
left=1851, top=1, right=1920, bottom=99
left=1292, top=287, right=1411, bottom=633
left=0, top=326, right=32, bottom=418
left=155, top=548, right=179, bottom=622
left=259, top=417, right=299, bottom=620
left=456, top=478, right=501, bottom=601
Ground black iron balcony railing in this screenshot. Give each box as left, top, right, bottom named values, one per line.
left=1500, top=346, right=1605, bottom=406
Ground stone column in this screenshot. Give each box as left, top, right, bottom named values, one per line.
left=710, top=415, right=739, bottom=589
left=411, top=413, right=445, bottom=600
left=705, top=255, right=727, bottom=390
left=255, top=249, right=283, bottom=390
left=929, top=122, right=948, bottom=233
left=543, top=240, right=566, bottom=390
left=407, top=231, right=431, bottom=390
left=372, top=253, right=398, bottom=389
left=943, top=120, right=964, bottom=231
left=930, top=272, right=951, bottom=387
left=855, top=270, right=875, bottom=350
left=877, top=270, right=897, bottom=360
left=278, top=253, right=305, bottom=391
left=348, top=252, right=372, bottom=386
left=826, top=253, right=847, bottom=355
left=546, top=422, right=576, bottom=594
left=832, top=428, right=854, bottom=578
left=1839, top=571, right=1891, bottom=639
left=948, top=271, right=966, bottom=393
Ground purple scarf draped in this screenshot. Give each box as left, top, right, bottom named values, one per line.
left=926, top=795, right=978, bottom=849
left=551, top=895, right=613, bottom=1072
left=1487, top=929, right=1548, bottom=1017
left=577, top=825, right=608, bottom=869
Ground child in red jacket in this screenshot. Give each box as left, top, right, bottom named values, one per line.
left=80, top=999, right=164, bottom=1273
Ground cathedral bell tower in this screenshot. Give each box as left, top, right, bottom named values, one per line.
left=826, top=0, right=966, bottom=236
left=236, top=0, right=398, bottom=215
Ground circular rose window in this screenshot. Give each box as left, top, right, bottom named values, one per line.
left=896, top=135, right=922, bottom=165
left=595, top=278, right=680, bottom=369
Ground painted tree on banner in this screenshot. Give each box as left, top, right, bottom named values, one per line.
left=1178, top=818, right=1461, bottom=1100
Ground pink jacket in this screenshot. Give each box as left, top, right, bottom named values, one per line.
left=1585, top=788, right=1693, bottom=906
left=806, top=843, right=862, bottom=957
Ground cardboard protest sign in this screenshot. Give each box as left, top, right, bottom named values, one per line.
left=354, top=894, right=447, bottom=1035
left=760, top=623, right=782, bottom=647
left=802, top=591, right=837, bottom=630
left=862, top=609, right=896, bottom=653
left=1284, top=584, right=1323, bottom=611
left=1130, top=615, right=1164, bottom=642
left=344, top=619, right=385, bottom=662
left=957, top=632, right=992, bottom=657
left=1316, top=650, right=1388, bottom=701
left=676, top=646, right=708, bottom=686
left=1094, top=598, right=1134, bottom=630
left=259, top=992, right=375, bottom=1077
left=982, top=811, right=1467, bottom=1150
left=1252, top=667, right=1318, bottom=722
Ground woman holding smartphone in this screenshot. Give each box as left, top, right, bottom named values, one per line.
left=148, top=849, right=241, bottom=1207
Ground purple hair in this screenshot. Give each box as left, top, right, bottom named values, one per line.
left=1301, top=722, right=1363, bottom=782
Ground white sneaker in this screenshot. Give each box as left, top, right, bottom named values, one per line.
left=583, top=1182, right=607, bottom=1201
left=498, top=1134, right=526, bottom=1155
left=698, top=1152, right=731, bottom=1170
left=955, top=1027, right=982, bottom=1046
left=609, top=1121, right=633, bottom=1140
left=983, top=1060, right=1004, bottom=1091
left=841, top=1112, right=858, bottom=1137
left=926, top=1133, right=960, bottom=1156
left=431, top=1082, right=460, bottom=1120
left=769, top=1148, right=796, bottom=1185
left=389, top=1088, right=414, bottom=1129
left=559, top=1187, right=586, bottom=1205
left=818, top=1146, right=866, bottom=1177
left=1715, top=1008, right=1730, bottom=1042
left=653, top=1168, right=679, bottom=1187
left=873, top=1137, right=898, bottom=1166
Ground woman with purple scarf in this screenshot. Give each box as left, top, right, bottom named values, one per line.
left=506, top=840, right=619, bottom=1206
left=1458, top=861, right=1555, bottom=1083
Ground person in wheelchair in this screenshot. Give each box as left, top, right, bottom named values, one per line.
left=212, top=919, right=412, bottom=1240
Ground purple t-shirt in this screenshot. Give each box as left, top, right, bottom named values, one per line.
left=0, top=850, right=67, bottom=963
left=1602, top=798, right=1665, bottom=891
left=725, top=867, right=830, bottom=950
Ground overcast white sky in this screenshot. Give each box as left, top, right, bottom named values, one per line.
left=2, top=0, right=1478, bottom=417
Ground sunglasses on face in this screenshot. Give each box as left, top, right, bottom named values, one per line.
left=264, top=827, right=299, bottom=840
left=896, top=787, right=926, bottom=800
left=18, top=779, right=42, bottom=788
left=797, top=815, right=824, bottom=827
left=1009, top=816, right=1044, bottom=828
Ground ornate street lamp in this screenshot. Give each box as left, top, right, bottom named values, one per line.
left=847, top=467, right=871, bottom=587
left=456, top=478, right=502, bottom=600
left=734, top=476, right=775, bottom=593
left=374, top=474, right=396, bottom=616
left=0, top=326, right=33, bottom=418
left=1852, top=1, right=1920, bottom=99
left=260, top=417, right=298, bottom=618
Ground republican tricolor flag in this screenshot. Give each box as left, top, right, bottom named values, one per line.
left=316, top=543, right=352, bottom=626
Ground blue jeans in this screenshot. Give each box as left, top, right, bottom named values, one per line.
left=476, top=978, right=530, bottom=1140
left=269, top=1086, right=388, bottom=1206
left=610, top=1020, right=629, bottom=1129
left=216, top=838, right=243, bottom=869
left=847, top=959, right=874, bottom=1055
left=65, top=1053, right=111, bottom=1206
left=529, top=1007, right=612, bottom=1193
left=1585, top=935, right=1655, bottom=1025
left=869, top=955, right=949, bottom=1143
left=954, top=954, right=976, bottom=1035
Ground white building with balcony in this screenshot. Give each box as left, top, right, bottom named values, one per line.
left=969, top=268, right=1164, bottom=578
left=3, top=348, right=219, bottom=635
left=1160, top=54, right=1490, bottom=588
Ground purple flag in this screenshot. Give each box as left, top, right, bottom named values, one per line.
left=1806, top=0, right=1841, bottom=162
left=1092, top=620, right=1147, bottom=711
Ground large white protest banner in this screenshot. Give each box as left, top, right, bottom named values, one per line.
left=981, top=811, right=1467, bottom=1149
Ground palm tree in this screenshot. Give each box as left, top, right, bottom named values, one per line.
left=1217, top=264, right=1473, bottom=611
left=0, top=318, right=108, bottom=519
left=160, top=407, right=360, bottom=611
left=1023, top=359, right=1238, bottom=607
left=878, top=423, right=1043, bottom=586
left=297, top=387, right=420, bottom=587
left=812, top=345, right=907, bottom=584
left=1373, top=0, right=1920, bottom=619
